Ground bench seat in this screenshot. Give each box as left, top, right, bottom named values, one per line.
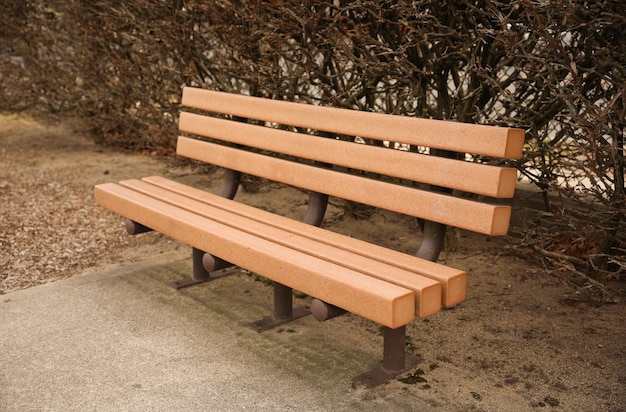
left=136, top=175, right=466, bottom=308
left=96, top=177, right=456, bottom=328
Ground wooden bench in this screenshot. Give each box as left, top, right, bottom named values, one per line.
left=95, top=87, right=524, bottom=386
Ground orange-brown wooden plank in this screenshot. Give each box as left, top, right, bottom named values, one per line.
left=143, top=176, right=466, bottom=307
left=176, top=137, right=512, bottom=236
left=119, top=178, right=442, bottom=317
left=179, top=112, right=518, bottom=198
left=181, top=87, right=525, bottom=159
left=95, top=183, right=415, bottom=328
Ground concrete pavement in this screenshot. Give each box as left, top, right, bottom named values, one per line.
left=0, top=253, right=433, bottom=411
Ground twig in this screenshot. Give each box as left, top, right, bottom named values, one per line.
left=529, top=244, right=588, bottom=267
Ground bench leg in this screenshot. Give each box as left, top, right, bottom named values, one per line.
left=169, top=248, right=234, bottom=289
left=383, top=326, right=407, bottom=372
left=249, top=283, right=310, bottom=332
left=354, top=325, right=418, bottom=387
left=273, top=282, right=293, bottom=320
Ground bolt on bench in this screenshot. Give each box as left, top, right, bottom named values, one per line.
left=95, top=87, right=524, bottom=386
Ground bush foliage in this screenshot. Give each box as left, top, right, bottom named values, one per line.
left=1, top=0, right=624, bottom=284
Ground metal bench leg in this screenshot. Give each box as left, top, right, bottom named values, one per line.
left=273, top=282, right=293, bottom=320
left=354, top=325, right=418, bottom=387
left=250, top=283, right=310, bottom=332
left=383, top=325, right=407, bottom=372
left=169, top=248, right=234, bottom=289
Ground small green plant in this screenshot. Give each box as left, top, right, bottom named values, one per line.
left=398, top=368, right=427, bottom=385
left=405, top=335, right=417, bottom=352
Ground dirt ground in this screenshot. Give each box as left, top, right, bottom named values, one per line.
left=1, top=114, right=625, bottom=411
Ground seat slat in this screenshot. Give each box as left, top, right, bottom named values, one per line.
left=177, top=136, right=512, bottom=236
left=95, top=183, right=416, bottom=328
left=179, top=112, right=518, bottom=198
left=119, top=178, right=443, bottom=316
left=142, top=175, right=466, bottom=307
left=182, top=87, right=525, bottom=159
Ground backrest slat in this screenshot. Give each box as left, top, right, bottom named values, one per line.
left=179, top=112, right=517, bottom=198
left=178, top=88, right=525, bottom=236
left=177, top=136, right=512, bottom=236
left=181, top=87, right=525, bottom=159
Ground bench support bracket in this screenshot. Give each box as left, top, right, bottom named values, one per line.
left=125, top=219, right=152, bottom=235
left=416, top=220, right=447, bottom=262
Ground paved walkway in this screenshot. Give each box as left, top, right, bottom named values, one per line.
left=1, top=254, right=431, bottom=411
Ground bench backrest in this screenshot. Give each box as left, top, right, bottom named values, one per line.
left=177, top=87, right=524, bottom=236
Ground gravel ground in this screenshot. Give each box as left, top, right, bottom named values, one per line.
left=0, top=115, right=179, bottom=293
